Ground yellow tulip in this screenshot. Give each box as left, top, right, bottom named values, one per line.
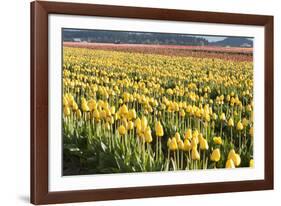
left=228, top=118, right=234, bottom=127
left=104, top=122, right=110, bottom=130
left=76, top=109, right=82, bottom=119
left=64, top=106, right=71, bottom=116
left=227, top=149, right=236, bottom=160
left=127, top=109, right=137, bottom=120
left=100, top=110, right=106, bottom=119
left=155, top=121, right=164, bottom=137
left=232, top=154, right=241, bottom=166
left=92, top=110, right=100, bottom=120
left=63, top=96, right=69, bottom=107
left=199, top=138, right=209, bottom=150
left=88, top=99, right=97, bottom=111
left=72, top=102, right=78, bottom=111
left=210, top=148, right=220, bottom=162
left=242, top=118, right=248, bottom=127
left=118, top=125, right=127, bottom=136
left=179, top=109, right=185, bottom=117
left=249, top=159, right=254, bottom=168
left=191, top=137, right=198, bottom=147
left=178, top=139, right=184, bottom=150
left=220, top=113, right=226, bottom=121
left=135, top=118, right=141, bottom=132
left=184, top=129, right=192, bottom=140
left=127, top=121, right=134, bottom=130
left=192, top=147, right=200, bottom=160
left=212, top=113, right=217, bottom=120
left=144, top=127, right=152, bottom=143
left=168, top=137, right=178, bottom=151
left=228, top=149, right=241, bottom=166
left=81, top=101, right=90, bottom=112
left=192, top=129, right=199, bottom=139
left=175, top=132, right=181, bottom=142
left=183, top=139, right=192, bottom=151
left=237, top=121, right=244, bottom=130
left=141, top=116, right=148, bottom=130
left=213, top=136, right=222, bottom=145
left=226, top=159, right=235, bottom=168
left=120, top=104, right=128, bottom=115
left=167, top=138, right=172, bottom=147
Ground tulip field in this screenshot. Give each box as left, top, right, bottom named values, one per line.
left=62, top=44, right=254, bottom=175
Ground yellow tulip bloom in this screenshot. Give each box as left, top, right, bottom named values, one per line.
left=192, top=147, right=200, bottom=160
left=178, top=139, right=184, bottom=150
left=127, top=109, right=137, bottom=120
left=155, top=121, right=164, bottom=137
left=220, top=113, right=226, bottom=121
left=228, top=118, right=234, bottom=127
left=249, top=159, right=254, bottom=168
left=127, top=121, right=134, bottom=130
left=184, top=129, right=192, bottom=140
left=236, top=121, right=244, bottom=130
left=64, top=106, right=71, bottom=116
left=76, top=109, right=82, bottom=119
left=213, top=136, right=222, bottom=145
left=119, top=104, right=128, bottom=115
left=210, top=149, right=220, bottom=162
left=118, top=125, right=127, bottom=136
left=168, top=137, right=178, bottom=151
left=141, top=116, right=148, bottom=130
left=199, top=138, right=209, bottom=150
left=228, top=149, right=241, bottom=166
left=183, top=139, right=192, bottom=151
left=144, top=127, right=152, bottom=143
left=81, top=101, right=90, bottom=112
left=226, top=159, right=235, bottom=168
left=175, top=132, right=181, bottom=142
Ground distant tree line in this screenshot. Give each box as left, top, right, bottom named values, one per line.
left=63, top=29, right=209, bottom=46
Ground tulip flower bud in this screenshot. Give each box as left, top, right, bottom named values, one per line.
left=178, top=139, right=184, bottom=150
left=199, top=138, right=209, bottom=150
left=81, top=101, right=90, bottom=112
left=175, top=132, right=181, bottom=142
left=226, top=159, right=235, bottom=168
left=184, top=129, right=192, bottom=140
left=192, top=147, right=200, bottom=160
left=144, top=127, right=152, bottom=143
left=183, top=139, right=192, bottom=151
left=249, top=159, right=254, bottom=168
left=211, top=149, right=221, bottom=162
left=76, top=109, right=82, bottom=119
left=228, top=149, right=241, bottom=166
left=155, top=121, right=164, bottom=137
left=141, top=116, right=148, bottom=130
left=213, top=136, right=222, bottom=145
left=236, top=121, right=244, bottom=130
left=64, top=106, right=71, bottom=116
left=127, top=121, right=134, bottom=130
left=220, top=113, right=226, bottom=121
left=168, top=138, right=178, bottom=151
left=228, top=118, right=234, bottom=127
left=118, top=125, right=127, bottom=136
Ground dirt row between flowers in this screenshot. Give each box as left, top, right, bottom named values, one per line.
left=63, top=42, right=253, bottom=62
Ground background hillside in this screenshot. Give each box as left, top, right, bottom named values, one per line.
left=63, top=29, right=253, bottom=48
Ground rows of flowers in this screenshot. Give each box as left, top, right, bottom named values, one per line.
left=62, top=47, right=254, bottom=175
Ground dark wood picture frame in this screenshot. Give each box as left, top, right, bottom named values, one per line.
left=31, top=0, right=274, bottom=204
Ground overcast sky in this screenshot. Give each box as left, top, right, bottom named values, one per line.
left=201, top=36, right=226, bottom=42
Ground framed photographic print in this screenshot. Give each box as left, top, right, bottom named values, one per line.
left=30, top=1, right=274, bottom=204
